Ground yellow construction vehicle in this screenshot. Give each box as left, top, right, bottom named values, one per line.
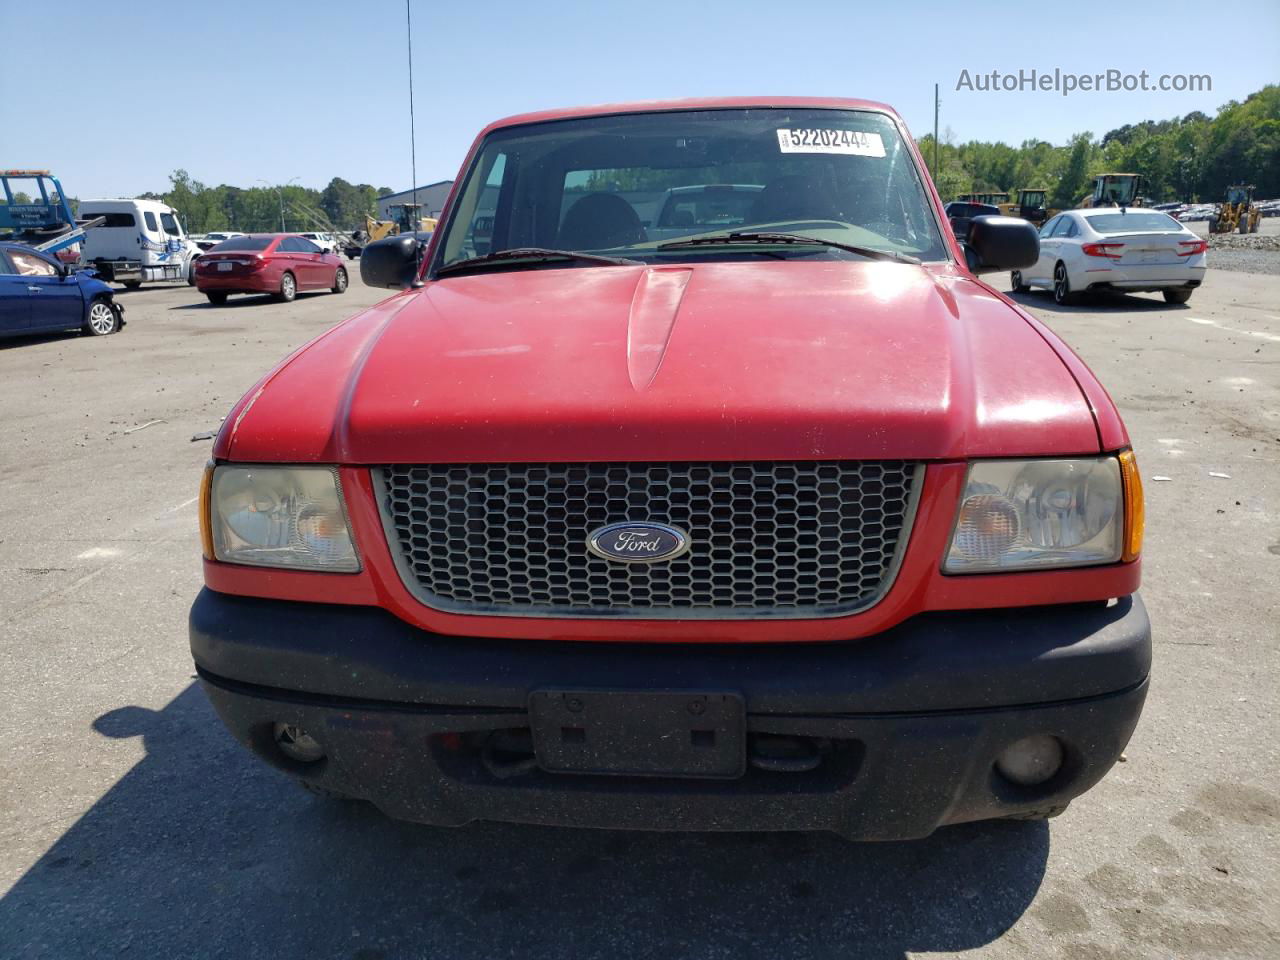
left=334, top=216, right=396, bottom=260
left=344, top=208, right=438, bottom=259
left=1208, top=184, right=1260, bottom=235
left=1080, top=174, right=1144, bottom=209
left=362, top=214, right=399, bottom=244
left=998, top=188, right=1058, bottom=226
left=956, top=191, right=1010, bottom=207
left=387, top=203, right=438, bottom=234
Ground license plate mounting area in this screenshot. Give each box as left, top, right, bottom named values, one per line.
left=528, top=690, right=746, bottom=779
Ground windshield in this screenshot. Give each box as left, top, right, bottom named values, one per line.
left=1086, top=212, right=1182, bottom=234
left=433, top=108, right=946, bottom=272
left=213, top=236, right=272, bottom=251
left=160, top=212, right=182, bottom=236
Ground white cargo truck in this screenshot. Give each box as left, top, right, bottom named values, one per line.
left=78, top=199, right=201, bottom=288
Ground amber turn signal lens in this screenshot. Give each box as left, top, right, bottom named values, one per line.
left=1119, top=449, right=1144, bottom=562
left=199, top=461, right=216, bottom=560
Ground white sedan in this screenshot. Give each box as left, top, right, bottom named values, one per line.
left=1011, top=208, right=1207, bottom=305
left=196, top=231, right=247, bottom=252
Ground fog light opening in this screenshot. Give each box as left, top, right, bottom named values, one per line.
left=481, top=728, right=538, bottom=780
left=273, top=722, right=325, bottom=763
left=748, top=734, right=827, bottom=773
left=995, top=735, right=1064, bottom=787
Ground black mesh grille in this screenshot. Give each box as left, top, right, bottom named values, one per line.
left=377, top=461, right=919, bottom=618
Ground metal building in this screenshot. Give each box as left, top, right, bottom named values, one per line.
left=376, top=181, right=453, bottom=221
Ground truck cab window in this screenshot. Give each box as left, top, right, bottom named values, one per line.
left=160, top=212, right=182, bottom=236
left=144, top=212, right=159, bottom=232
left=446, top=152, right=507, bottom=260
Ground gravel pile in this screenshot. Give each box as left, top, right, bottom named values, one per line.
left=1208, top=247, right=1280, bottom=275
left=1207, top=233, right=1280, bottom=251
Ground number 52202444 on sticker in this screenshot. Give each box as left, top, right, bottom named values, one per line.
left=776, top=128, right=886, bottom=157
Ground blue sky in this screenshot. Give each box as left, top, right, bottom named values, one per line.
left=3, top=0, right=1276, bottom=198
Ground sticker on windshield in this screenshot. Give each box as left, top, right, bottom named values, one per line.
left=776, top=129, right=885, bottom=157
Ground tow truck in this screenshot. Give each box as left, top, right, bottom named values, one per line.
left=0, top=170, right=103, bottom=263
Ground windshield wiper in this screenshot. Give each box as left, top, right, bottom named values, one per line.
left=657, top=231, right=920, bottom=265
left=435, top=247, right=642, bottom=277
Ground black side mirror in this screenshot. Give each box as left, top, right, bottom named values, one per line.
left=963, top=215, right=1039, bottom=274
left=360, top=234, right=422, bottom=289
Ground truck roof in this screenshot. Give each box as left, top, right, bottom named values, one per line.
left=79, top=198, right=176, bottom=212
left=480, top=96, right=900, bottom=136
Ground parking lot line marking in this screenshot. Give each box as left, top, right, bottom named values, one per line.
left=163, top=496, right=199, bottom=514
left=1187, top=316, right=1280, bottom=342
left=11, top=533, right=177, bottom=627
left=77, top=547, right=123, bottom=560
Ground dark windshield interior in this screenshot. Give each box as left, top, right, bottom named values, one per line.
left=213, top=236, right=273, bottom=251
left=434, top=108, right=946, bottom=270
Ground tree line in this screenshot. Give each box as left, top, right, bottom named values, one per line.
left=138, top=171, right=395, bottom=233
left=5, top=86, right=1275, bottom=225
left=1, top=172, right=394, bottom=234
left=920, top=85, right=1279, bottom=206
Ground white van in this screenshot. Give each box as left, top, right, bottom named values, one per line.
left=79, top=198, right=201, bottom=288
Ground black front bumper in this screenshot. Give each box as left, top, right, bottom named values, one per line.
left=190, top=589, right=1150, bottom=840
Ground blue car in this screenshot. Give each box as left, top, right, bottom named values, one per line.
left=0, top=242, right=124, bottom=339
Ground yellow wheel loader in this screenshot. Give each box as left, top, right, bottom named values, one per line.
left=1080, top=174, right=1145, bottom=209
left=1208, top=185, right=1260, bottom=235
left=344, top=207, right=439, bottom=259
left=998, top=188, right=1058, bottom=226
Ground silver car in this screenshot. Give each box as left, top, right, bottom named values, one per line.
left=1012, top=208, right=1207, bottom=305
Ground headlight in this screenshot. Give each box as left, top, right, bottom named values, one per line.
left=945, top=457, right=1123, bottom=573
left=207, top=465, right=359, bottom=571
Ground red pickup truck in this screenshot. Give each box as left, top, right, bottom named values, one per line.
left=190, top=97, right=1149, bottom=840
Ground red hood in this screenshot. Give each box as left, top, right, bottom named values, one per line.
left=219, top=260, right=1102, bottom=463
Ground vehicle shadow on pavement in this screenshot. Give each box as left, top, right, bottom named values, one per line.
left=168, top=294, right=331, bottom=310
left=1006, top=290, right=1192, bottom=314
left=0, top=684, right=1049, bottom=960
left=0, top=331, right=83, bottom=349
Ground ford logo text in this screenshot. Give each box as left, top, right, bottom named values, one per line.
left=586, top=522, right=690, bottom=564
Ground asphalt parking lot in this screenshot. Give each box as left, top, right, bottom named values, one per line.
left=1, top=258, right=1277, bottom=960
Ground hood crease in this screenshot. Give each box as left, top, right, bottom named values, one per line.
left=627, top=268, right=692, bottom=392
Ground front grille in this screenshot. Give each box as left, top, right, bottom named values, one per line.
left=377, top=461, right=921, bottom=619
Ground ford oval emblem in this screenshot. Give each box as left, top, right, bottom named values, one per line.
left=586, top=521, right=690, bottom=564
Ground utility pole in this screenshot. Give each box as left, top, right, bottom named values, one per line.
left=258, top=177, right=300, bottom=232
left=406, top=0, right=418, bottom=213
left=933, top=83, right=940, bottom=182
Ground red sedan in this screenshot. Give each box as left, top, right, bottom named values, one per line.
left=195, top=234, right=348, bottom=304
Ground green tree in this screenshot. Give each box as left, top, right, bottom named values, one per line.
left=320, top=177, right=362, bottom=225
left=1052, top=133, right=1094, bottom=208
